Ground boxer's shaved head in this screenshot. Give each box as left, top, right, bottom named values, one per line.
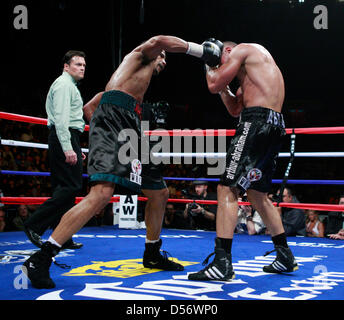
left=222, top=41, right=238, bottom=51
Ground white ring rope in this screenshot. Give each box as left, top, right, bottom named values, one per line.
left=1, top=139, right=89, bottom=153
left=2, top=139, right=344, bottom=158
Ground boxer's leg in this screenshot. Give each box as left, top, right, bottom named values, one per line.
left=188, top=184, right=236, bottom=282
left=247, top=189, right=298, bottom=273
left=50, top=182, right=115, bottom=246
left=22, top=182, right=115, bottom=289
left=142, top=188, right=184, bottom=271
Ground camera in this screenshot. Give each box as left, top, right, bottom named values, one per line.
left=182, top=189, right=202, bottom=217
left=187, top=202, right=200, bottom=217
left=143, top=101, right=170, bottom=129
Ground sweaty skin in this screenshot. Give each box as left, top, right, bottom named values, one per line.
left=206, top=42, right=286, bottom=239
left=50, top=35, right=191, bottom=246
left=206, top=43, right=285, bottom=117
left=83, top=36, right=189, bottom=122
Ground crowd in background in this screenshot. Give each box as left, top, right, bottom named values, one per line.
left=1, top=120, right=344, bottom=239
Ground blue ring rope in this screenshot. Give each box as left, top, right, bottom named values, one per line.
left=1, top=170, right=344, bottom=185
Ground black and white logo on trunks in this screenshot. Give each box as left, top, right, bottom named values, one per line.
left=247, top=168, right=262, bottom=182
left=238, top=168, right=262, bottom=191
left=130, top=159, right=142, bottom=185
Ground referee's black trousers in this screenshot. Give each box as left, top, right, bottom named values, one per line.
left=24, top=127, right=83, bottom=235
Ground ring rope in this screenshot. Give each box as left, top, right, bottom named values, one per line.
left=2, top=170, right=344, bottom=185
left=1, top=139, right=89, bottom=153
left=1, top=196, right=343, bottom=212
left=0, top=112, right=91, bottom=131
left=1, top=139, right=343, bottom=158
left=146, top=127, right=344, bottom=136
left=2, top=112, right=343, bottom=212
left=2, top=111, right=344, bottom=136
left=151, top=152, right=344, bottom=158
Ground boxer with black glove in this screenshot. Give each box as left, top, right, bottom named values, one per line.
left=205, top=38, right=224, bottom=57
left=186, top=40, right=223, bottom=67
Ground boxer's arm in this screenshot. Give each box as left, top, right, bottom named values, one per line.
left=206, top=44, right=248, bottom=94
left=219, top=86, right=244, bottom=118
left=138, top=35, right=221, bottom=66
left=83, top=92, right=104, bottom=122
left=137, top=35, right=189, bottom=61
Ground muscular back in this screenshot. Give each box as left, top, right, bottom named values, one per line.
left=83, top=35, right=188, bottom=121
left=238, top=44, right=285, bottom=112
left=105, top=51, right=155, bottom=103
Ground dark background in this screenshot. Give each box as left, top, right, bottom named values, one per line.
left=1, top=0, right=344, bottom=203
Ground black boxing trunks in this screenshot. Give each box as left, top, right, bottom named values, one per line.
left=88, top=90, right=166, bottom=192
left=220, top=106, right=286, bottom=194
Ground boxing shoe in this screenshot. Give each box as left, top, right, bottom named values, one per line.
left=188, top=238, right=235, bottom=281
left=263, top=245, right=298, bottom=273
left=143, top=239, right=184, bottom=271
left=22, top=242, right=60, bottom=289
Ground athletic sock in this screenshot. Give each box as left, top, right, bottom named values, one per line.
left=145, top=238, right=160, bottom=244
left=271, top=232, right=288, bottom=248
left=47, top=236, right=62, bottom=248
left=217, top=237, right=232, bottom=254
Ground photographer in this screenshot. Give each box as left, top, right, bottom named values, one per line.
left=236, top=194, right=266, bottom=235
left=163, top=203, right=190, bottom=230
left=183, top=180, right=217, bottom=230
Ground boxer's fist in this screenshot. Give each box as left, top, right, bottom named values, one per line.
left=201, top=41, right=222, bottom=67
left=205, top=38, right=224, bottom=55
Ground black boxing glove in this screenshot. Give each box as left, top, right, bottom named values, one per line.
left=186, top=41, right=222, bottom=67
left=205, top=38, right=224, bottom=55
left=201, top=41, right=222, bottom=67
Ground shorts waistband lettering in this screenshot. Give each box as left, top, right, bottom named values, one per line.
left=240, top=107, right=285, bottom=128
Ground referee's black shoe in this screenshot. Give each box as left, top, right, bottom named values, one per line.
left=22, top=242, right=60, bottom=289
left=143, top=239, right=184, bottom=271
left=23, top=225, right=43, bottom=248
left=62, top=239, right=83, bottom=250
left=188, top=238, right=235, bottom=281
left=263, top=245, right=298, bottom=273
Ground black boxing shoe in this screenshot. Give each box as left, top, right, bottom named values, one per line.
left=263, top=245, right=299, bottom=273
left=143, top=239, right=184, bottom=271
left=23, top=225, right=43, bottom=248
left=188, top=238, right=235, bottom=281
left=22, top=242, right=60, bottom=289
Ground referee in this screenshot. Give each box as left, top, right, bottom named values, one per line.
left=23, top=50, right=86, bottom=249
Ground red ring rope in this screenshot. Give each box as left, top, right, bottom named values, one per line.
left=1, top=197, right=343, bottom=212
left=145, top=127, right=344, bottom=136
left=2, top=112, right=344, bottom=136
left=0, top=112, right=90, bottom=131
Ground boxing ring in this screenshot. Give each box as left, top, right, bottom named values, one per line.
left=1, top=111, right=344, bottom=301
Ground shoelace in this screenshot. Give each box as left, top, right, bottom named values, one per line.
left=160, top=250, right=175, bottom=263
left=202, top=252, right=215, bottom=266
left=264, top=249, right=276, bottom=257
left=52, top=258, right=71, bottom=270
